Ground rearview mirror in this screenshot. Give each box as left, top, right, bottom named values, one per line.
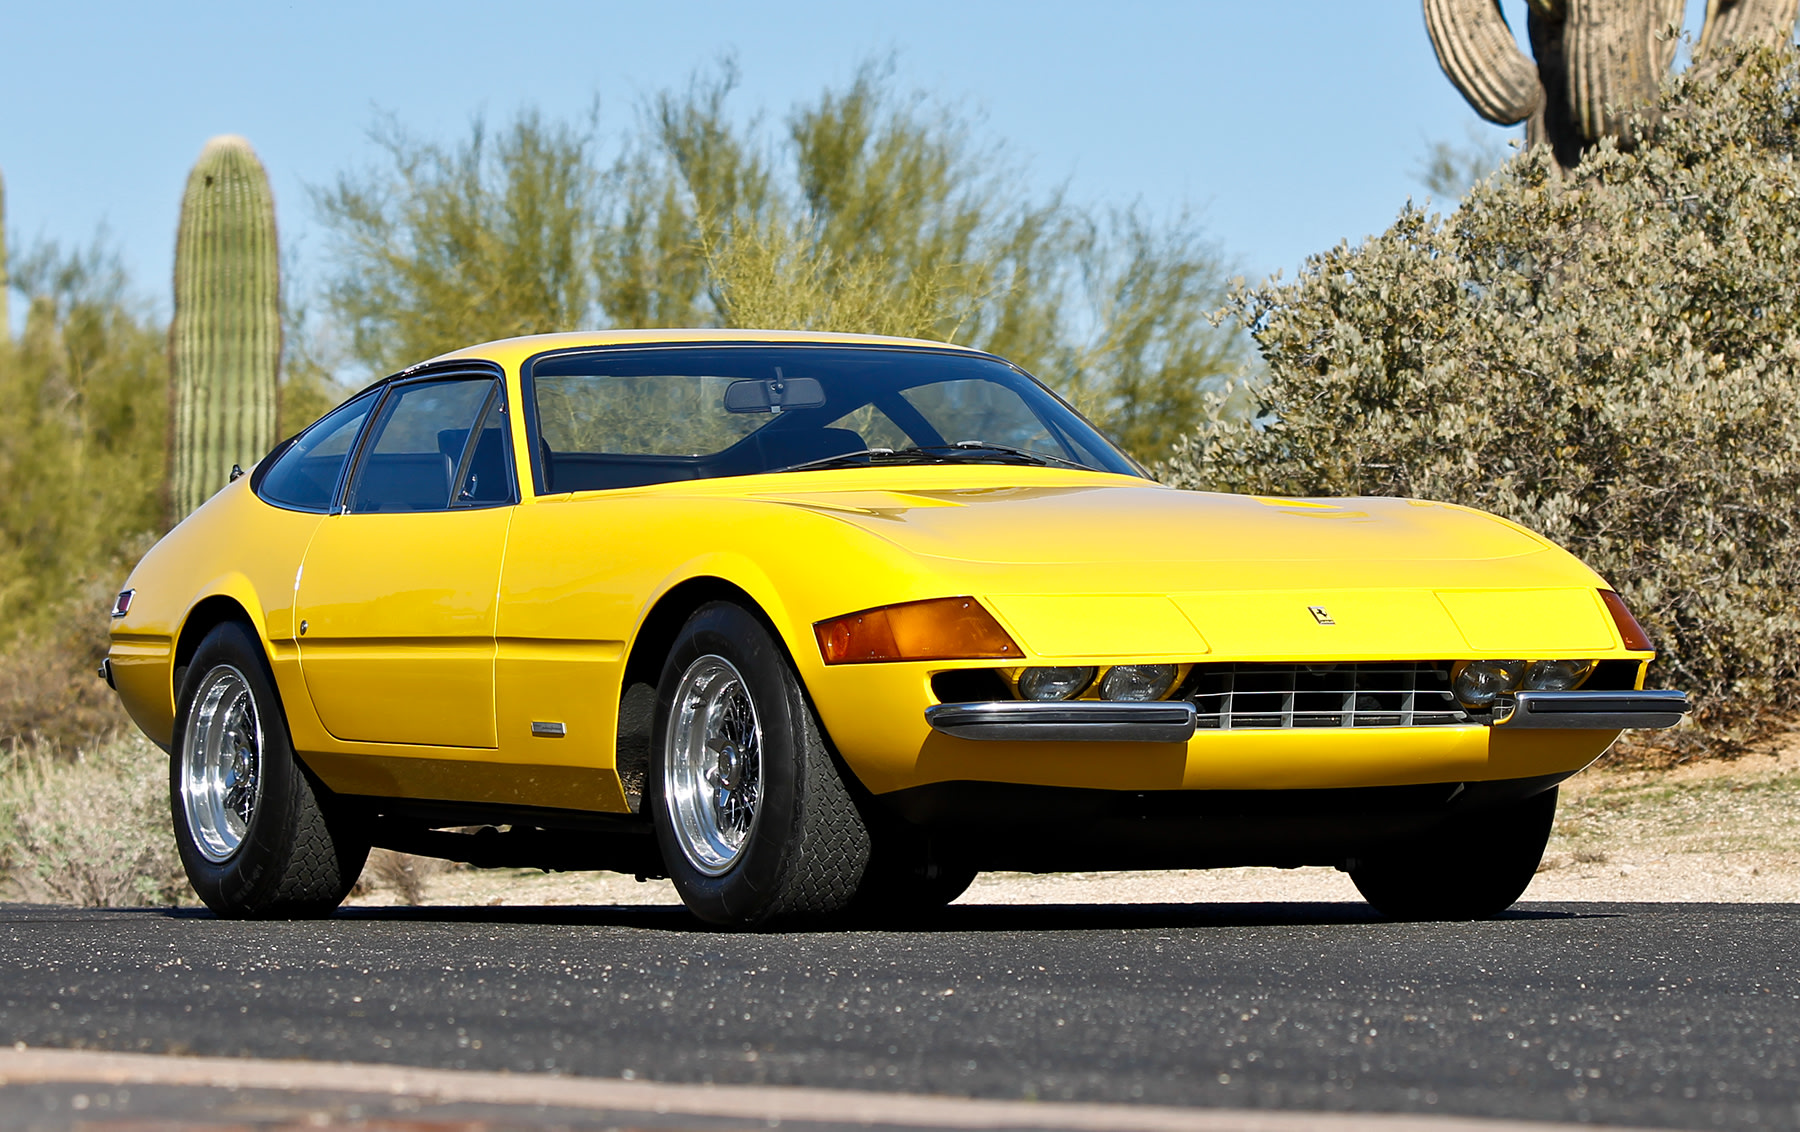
left=724, top=376, right=826, bottom=414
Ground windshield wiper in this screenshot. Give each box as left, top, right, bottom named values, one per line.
left=774, top=441, right=1091, bottom=474
left=942, top=440, right=1091, bottom=470
left=773, top=446, right=949, bottom=473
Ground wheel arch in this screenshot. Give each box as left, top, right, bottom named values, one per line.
left=624, top=576, right=786, bottom=690
left=172, top=591, right=277, bottom=709
left=614, top=574, right=807, bottom=814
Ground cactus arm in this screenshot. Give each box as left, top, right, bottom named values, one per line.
left=1424, top=0, right=1546, bottom=125
left=1699, top=0, right=1800, bottom=54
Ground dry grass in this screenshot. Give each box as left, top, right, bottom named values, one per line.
left=1547, top=739, right=1800, bottom=867
left=0, top=732, right=187, bottom=906
left=1, top=728, right=1794, bottom=910
left=350, top=849, right=458, bottom=906
left=0, top=591, right=140, bottom=754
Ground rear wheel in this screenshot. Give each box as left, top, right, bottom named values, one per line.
left=171, top=621, right=368, bottom=918
left=1350, top=787, right=1558, bottom=921
left=650, top=602, right=871, bottom=928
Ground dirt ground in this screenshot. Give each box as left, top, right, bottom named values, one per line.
left=346, top=739, right=1800, bottom=912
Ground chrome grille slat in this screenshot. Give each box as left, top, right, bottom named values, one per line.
left=1187, top=663, right=1467, bottom=730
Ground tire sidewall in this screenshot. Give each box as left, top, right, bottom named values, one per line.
left=1351, top=786, right=1559, bottom=921
left=649, top=602, right=811, bottom=925
left=170, top=621, right=313, bottom=916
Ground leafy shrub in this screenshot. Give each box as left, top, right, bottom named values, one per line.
left=314, top=64, right=1248, bottom=463
left=1162, top=47, right=1800, bottom=748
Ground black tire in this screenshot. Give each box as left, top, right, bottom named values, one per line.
left=649, top=602, right=871, bottom=928
left=850, top=829, right=978, bottom=921
left=1350, top=787, right=1559, bottom=921
left=170, top=621, right=369, bottom=918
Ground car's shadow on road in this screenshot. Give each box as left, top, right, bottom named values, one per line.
left=149, top=899, right=1614, bottom=932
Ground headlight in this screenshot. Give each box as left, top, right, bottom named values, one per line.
left=1522, top=659, right=1596, bottom=691
left=1099, top=664, right=1178, bottom=702
left=1452, top=659, right=1526, bottom=708
left=1017, top=666, right=1096, bottom=701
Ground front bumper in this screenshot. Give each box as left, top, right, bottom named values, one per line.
left=1491, top=689, right=1689, bottom=730
left=925, top=701, right=1197, bottom=742
left=924, top=689, right=1689, bottom=742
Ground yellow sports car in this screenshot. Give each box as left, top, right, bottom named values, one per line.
left=103, top=330, right=1686, bottom=926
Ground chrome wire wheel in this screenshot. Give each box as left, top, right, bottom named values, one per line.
left=664, top=654, right=764, bottom=876
left=179, top=664, right=264, bottom=864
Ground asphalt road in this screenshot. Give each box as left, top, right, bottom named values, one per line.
left=0, top=899, right=1794, bottom=1129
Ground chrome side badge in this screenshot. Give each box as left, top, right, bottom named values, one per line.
left=1308, top=605, right=1335, bottom=625
left=531, top=721, right=567, bottom=738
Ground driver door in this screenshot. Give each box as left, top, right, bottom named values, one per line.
left=296, top=375, right=515, bottom=749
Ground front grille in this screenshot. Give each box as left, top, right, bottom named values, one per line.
left=1186, top=662, right=1469, bottom=730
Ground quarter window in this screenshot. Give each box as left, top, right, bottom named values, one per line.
left=256, top=391, right=379, bottom=513
left=347, top=379, right=503, bottom=514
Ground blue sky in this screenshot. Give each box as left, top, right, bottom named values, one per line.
left=0, top=1, right=1721, bottom=335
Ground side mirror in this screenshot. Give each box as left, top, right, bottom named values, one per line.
left=724, top=376, right=826, bottom=414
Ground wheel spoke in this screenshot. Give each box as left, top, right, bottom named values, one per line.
left=664, top=655, right=765, bottom=875
left=179, top=665, right=264, bottom=863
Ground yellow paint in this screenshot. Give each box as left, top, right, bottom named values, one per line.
left=296, top=507, right=512, bottom=748
left=1436, top=588, right=1619, bottom=653
left=107, top=329, right=1662, bottom=817
left=811, top=659, right=1619, bottom=794
left=988, top=594, right=1210, bottom=658
left=1171, top=590, right=1469, bottom=660
left=302, top=750, right=627, bottom=811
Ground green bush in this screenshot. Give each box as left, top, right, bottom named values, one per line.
left=1162, top=47, right=1800, bottom=745
left=0, top=242, right=169, bottom=748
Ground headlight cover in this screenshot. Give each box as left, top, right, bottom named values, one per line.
left=1522, top=659, right=1597, bottom=692
left=1452, top=659, right=1527, bottom=708
left=1017, top=666, right=1097, bottom=701
left=1100, top=664, right=1178, bottom=702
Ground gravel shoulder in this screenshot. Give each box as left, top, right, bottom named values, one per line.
left=350, top=740, right=1800, bottom=911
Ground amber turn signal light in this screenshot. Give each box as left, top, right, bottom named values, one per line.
left=1599, top=590, right=1653, bottom=651
left=815, top=597, right=1019, bottom=665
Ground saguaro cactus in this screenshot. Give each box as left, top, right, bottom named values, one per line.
left=1425, top=0, right=1799, bottom=168
left=170, top=135, right=281, bottom=519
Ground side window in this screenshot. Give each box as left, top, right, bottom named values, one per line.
left=450, top=394, right=513, bottom=507
left=256, top=391, right=379, bottom=512
left=346, top=379, right=498, bottom=514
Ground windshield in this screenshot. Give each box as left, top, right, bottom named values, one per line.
left=523, top=344, right=1142, bottom=493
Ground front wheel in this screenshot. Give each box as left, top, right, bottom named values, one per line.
left=650, top=602, right=870, bottom=928
left=171, top=621, right=368, bottom=918
left=1350, top=787, right=1558, bottom=921
left=851, top=829, right=978, bottom=921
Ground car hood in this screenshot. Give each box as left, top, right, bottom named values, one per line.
left=751, top=481, right=1548, bottom=567
left=744, top=480, right=1622, bottom=659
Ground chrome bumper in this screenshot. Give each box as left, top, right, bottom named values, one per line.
left=927, top=688, right=1690, bottom=741
left=1491, top=690, right=1689, bottom=730
left=926, top=701, right=1198, bottom=743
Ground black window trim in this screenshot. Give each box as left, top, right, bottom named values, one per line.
left=336, top=367, right=518, bottom=516
left=250, top=386, right=384, bottom=515
left=517, top=340, right=1145, bottom=498
left=252, top=359, right=512, bottom=516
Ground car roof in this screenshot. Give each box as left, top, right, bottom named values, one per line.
left=420, top=329, right=984, bottom=374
